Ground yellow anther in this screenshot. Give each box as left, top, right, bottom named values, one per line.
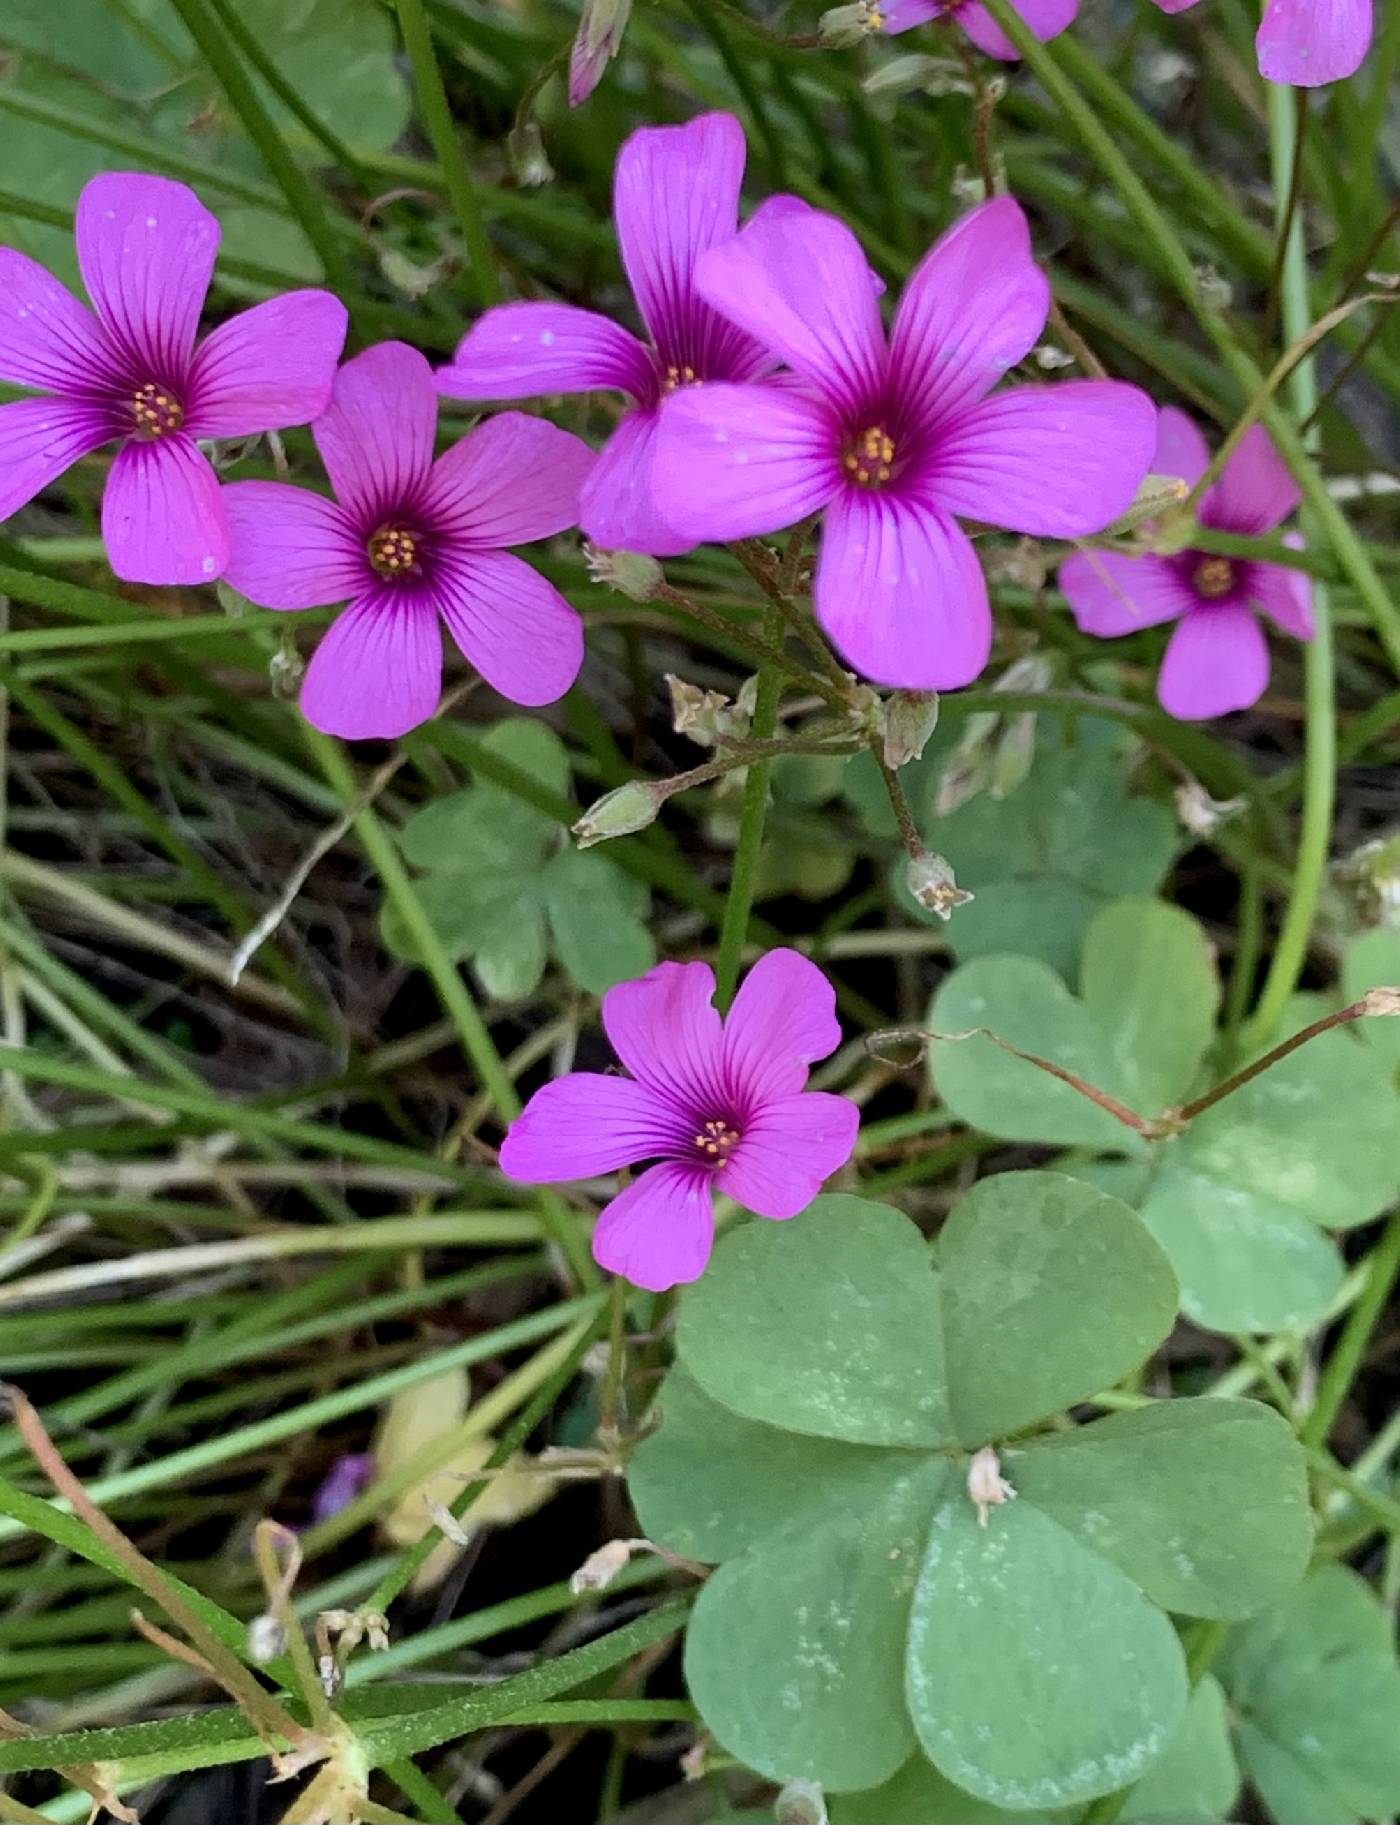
left=843, top=424, right=897, bottom=488
left=368, top=526, right=421, bottom=578
left=130, top=381, right=184, bottom=440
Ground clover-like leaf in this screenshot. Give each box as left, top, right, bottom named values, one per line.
left=1343, top=927, right=1400, bottom=1077
left=631, top=1177, right=1310, bottom=1805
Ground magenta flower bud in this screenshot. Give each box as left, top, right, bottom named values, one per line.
left=569, top=0, right=633, bottom=107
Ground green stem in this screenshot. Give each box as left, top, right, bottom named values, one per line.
left=394, top=0, right=501, bottom=306
left=1301, top=1210, right=1400, bottom=1452
left=713, top=616, right=781, bottom=1012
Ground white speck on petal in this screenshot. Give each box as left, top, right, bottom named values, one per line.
left=146, top=216, right=157, bottom=228
left=539, top=329, right=556, bottom=346
left=201, top=556, right=217, bottom=575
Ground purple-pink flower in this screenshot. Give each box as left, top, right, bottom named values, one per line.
left=499, top=950, right=859, bottom=1291
left=1149, top=0, right=1372, bottom=86
left=0, top=172, right=346, bottom=586
left=652, top=195, right=1155, bottom=691
left=435, top=113, right=773, bottom=557
left=221, top=341, right=594, bottom=741
left=1058, top=405, right=1313, bottom=720
left=877, top=0, right=1078, bottom=61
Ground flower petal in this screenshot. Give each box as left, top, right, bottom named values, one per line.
left=889, top=197, right=1050, bottom=429
left=579, top=407, right=695, bottom=556
left=1147, top=0, right=1202, bottom=12
left=718, top=1092, right=860, bottom=1219
left=0, top=397, right=111, bottom=522
left=651, top=382, right=838, bottom=543
left=723, top=948, right=843, bottom=1104
left=602, top=959, right=724, bottom=1107
left=313, top=341, right=437, bottom=522
left=436, top=301, right=655, bottom=403
left=1256, top=0, right=1372, bottom=86
left=1058, top=549, right=1196, bottom=638
left=614, top=111, right=771, bottom=383
left=0, top=251, right=122, bottom=394
left=815, top=489, right=991, bottom=689
left=300, top=588, right=442, bottom=740
left=1152, top=405, right=1211, bottom=489
left=434, top=550, right=583, bottom=706
left=879, top=0, right=942, bottom=31
left=222, top=480, right=364, bottom=608
left=928, top=379, right=1157, bottom=537
left=76, top=172, right=218, bottom=379
left=185, top=290, right=347, bottom=437
left=499, top=1073, right=689, bottom=1182
left=956, top=0, right=1078, bottom=60
left=1245, top=558, right=1315, bottom=642
left=101, top=435, right=228, bottom=584
left=423, top=411, right=594, bottom=548
left=1157, top=606, right=1270, bottom=721
left=1202, top=424, right=1299, bottom=537
left=694, top=197, right=887, bottom=416
left=592, top=1162, right=716, bottom=1292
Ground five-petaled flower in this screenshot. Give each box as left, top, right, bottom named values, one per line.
left=652, top=195, right=1156, bottom=691
left=1058, top=405, right=1314, bottom=721
left=1149, top=0, right=1372, bottom=86
left=0, top=172, right=346, bottom=585
left=872, top=0, right=1078, bottom=61
left=220, top=341, right=595, bottom=741
left=435, top=112, right=773, bottom=557
left=499, top=950, right=860, bottom=1291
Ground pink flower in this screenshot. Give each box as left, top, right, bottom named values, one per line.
left=652, top=196, right=1156, bottom=691
left=499, top=950, right=860, bottom=1291
left=1058, top=406, right=1313, bottom=720
left=0, top=172, right=346, bottom=586
left=435, top=113, right=772, bottom=557
left=1149, top=0, right=1372, bottom=86
left=877, top=0, right=1077, bottom=61
left=221, top=342, right=594, bottom=741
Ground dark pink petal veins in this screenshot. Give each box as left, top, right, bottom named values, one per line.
left=313, top=341, right=438, bottom=524
left=602, top=959, right=725, bottom=1108
left=76, top=172, right=218, bottom=380
left=101, top=435, right=229, bottom=585
left=499, top=1074, right=693, bottom=1182
left=436, top=302, right=655, bottom=404
left=591, top=1162, right=716, bottom=1291
left=300, top=587, right=442, bottom=740
left=222, top=480, right=365, bottom=610
left=0, top=397, right=112, bottom=522
left=185, top=290, right=348, bottom=438
left=433, top=549, right=583, bottom=708
left=0, top=250, right=123, bottom=396
left=579, top=407, right=698, bottom=558
left=722, top=947, right=843, bottom=1104
left=423, top=411, right=595, bottom=549
left=651, top=382, right=839, bottom=545
left=1058, top=550, right=1196, bottom=639
left=1246, top=558, right=1315, bottom=643
left=717, top=1092, right=861, bottom=1220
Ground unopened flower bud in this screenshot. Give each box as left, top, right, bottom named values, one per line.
left=268, top=631, right=304, bottom=698
left=573, top=780, right=662, bottom=848
left=967, top=1444, right=1016, bottom=1528
left=906, top=849, right=973, bottom=921
left=776, top=1778, right=828, bottom=1825
left=1195, top=263, right=1233, bottom=314
left=569, top=0, right=633, bottom=106
left=820, top=2, right=877, bottom=47
left=570, top=1537, right=636, bottom=1594
left=1102, top=472, right=1191, bottom=539
left=584, top=540, right=663, bottom=602
left=1034, top=342, right=1075, bottom=370
left=508, top=119, right=554, bottom=188
left=1175, top=780, right=1246, bottom=838
left=883, top=690, right=940, bottom=768
left=1362, top=986, right=1400, bottom=1018
left=862, top=51, right=942, bottom=95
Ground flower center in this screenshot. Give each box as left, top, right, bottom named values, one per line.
left=368, top=525, right=422, bottom=579
left=843, top=424, right=896, bottom=489
left=130, top=382, right=184, bottom=441
left=692, top=1117, right=741, bottom=1163
left=1193, top=555, right=1236, bottom=600
left=662, top=364, right=701, bottom=393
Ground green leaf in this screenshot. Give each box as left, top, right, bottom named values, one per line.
left=678, top=1196, right=954, bottom=1448
left=1117, top=1676, right=1239, bottom=1825
left=905, top=1493, right=1187, bottom=1812
left=1218, top=1565, right=1400, bottom=1825
left=468, top=892, right=550, bottom=1000
left=938, top=1172, right=1178, bottom=1444
left=543, top=846, right=655, bottom=994
left=1079, top=899, right=1220, bottom=1112
left=1342, top=927, right=1400, bottom=1075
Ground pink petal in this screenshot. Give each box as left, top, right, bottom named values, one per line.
left=101, top=435, right=228, bottom=585
left=694, top=197, right=887, bottom=417
left=722, top=948, right=843, bottom=1104
left=1152, top=405, right=1211, bottom=489
left=0, top=251, right=122, bottom=394
left=1148, top=0, right=1202, bottom=12
left=185, top=290, right=348, bottom=438
left=1202, top=424, right=1299, bottom=537
left=928, top=380, right=1157, bottom=537
left=880, top=0, right=941, bottom=30
left=314, top=341, right=437, bottom=523
left=436, top=302, right=655, bottom=403
left=76, top=172, right=217, bottom=379
left=614, top=112, right=770, bottom=384
left=423, top=411, right=594, bottom=549
left=889, top=197, right=1050, bottom=428
left=1157, top=606, right=1270, bottom=721
left=301, top=589, right=442, bottom=740
left=579, top=407, right=695, bottom=557
left=718, top=1092, right=861, bottom=1219
left=1256, top=0, right=1372, bottom=86
left=592, top=1162, right=715, bottom=1292
left=222, top=480, right=364, bottom=609
left=651, top=382, right=838, bottom=544
left=499, top=1074, right=689, bottom=1182
left=957, top=0, right=1079, bottom=60
left=0, top=397, right=111, bottom=522
left=602, top=959, right=724, bottom=1106
left=1058, top=550, right=1196, bottom=638
left=1245, top=558, right=1315, bottom=642
left=815, top=489, right=991, bottom=689
left=434, top=550, right=583, bottom=706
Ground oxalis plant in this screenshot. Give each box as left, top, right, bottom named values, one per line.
left=0, top=0, right=1398, bottom=1823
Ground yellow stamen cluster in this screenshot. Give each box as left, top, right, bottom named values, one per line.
left=368, top=526, right=420, bottom=577
left=1193, top=556, right=1236, bottom=600
left=843, top=424, right=896, bottom=488
left=693, top=1117, right=740, bottom=1160
left=663, top=364, right=700, bottom=392
left=130, top=382, right=184, bottom=441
